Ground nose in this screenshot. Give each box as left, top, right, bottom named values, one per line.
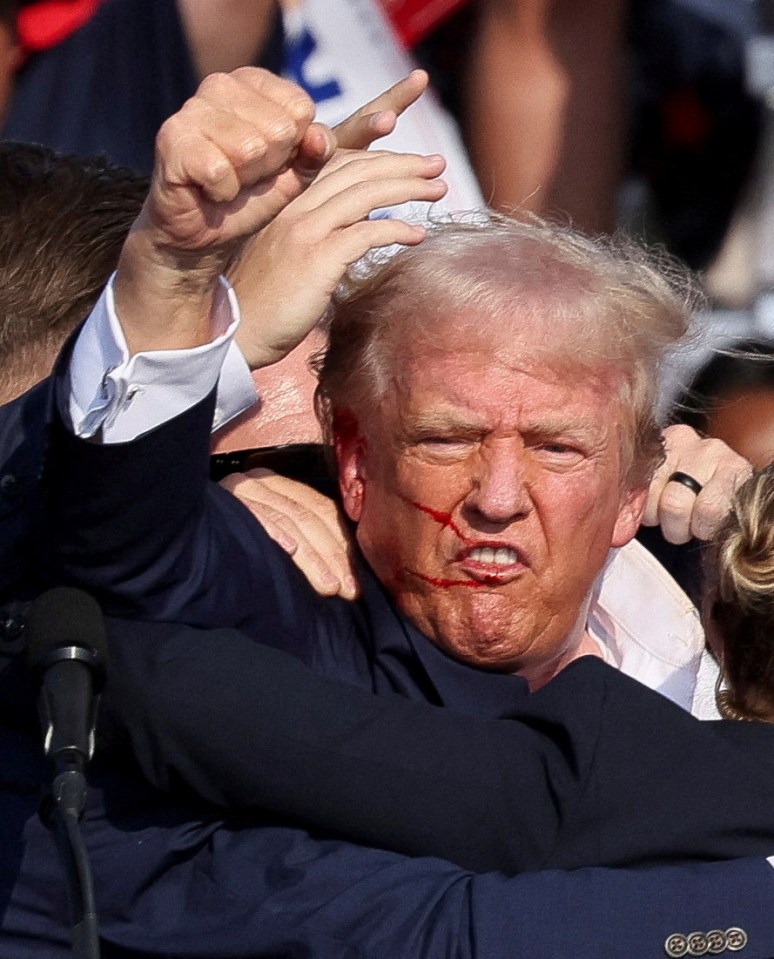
left=465, top=440, right=532, bottom=526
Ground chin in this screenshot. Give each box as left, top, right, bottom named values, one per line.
left=431, top=622, right=535, bottom=673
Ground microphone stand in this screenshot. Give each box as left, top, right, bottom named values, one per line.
left=41, top=760, right=100, bottom=959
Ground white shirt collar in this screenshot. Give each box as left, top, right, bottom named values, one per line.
left=589, top=539, right=720, bottom=718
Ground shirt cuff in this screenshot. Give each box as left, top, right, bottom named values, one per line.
left=67, top=274, right=257, bottom=443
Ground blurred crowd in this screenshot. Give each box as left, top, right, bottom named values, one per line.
left=1, top=0, right=773, bottom=460
left=4, top=4, right=774, bottom=958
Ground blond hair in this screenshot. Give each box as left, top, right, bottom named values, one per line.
left=315, top=211, right=702, bottom=489
left=706, top=465, right=774, bottom=721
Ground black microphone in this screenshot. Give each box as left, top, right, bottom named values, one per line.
left=27, top=587, right=107, bottom=820
left=27, top=588, right=106, bottom=958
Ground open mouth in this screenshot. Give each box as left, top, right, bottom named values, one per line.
left=456, top=544, right=526, bottom=584
left=465, top=546, right=520, bottom=566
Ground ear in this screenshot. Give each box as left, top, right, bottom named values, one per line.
left=611, top=485, right=649, bottom=548
left=334, top=412, right=368, bottom=523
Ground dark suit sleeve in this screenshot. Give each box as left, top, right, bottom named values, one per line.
left=44, top=389, right=321, bottom=651
left=95, top=624, right=774, bottom=959
left=463, top=858, right=774, bottom=959
left=84, top=819, right=774, bottom=959
left=101, top=618, right=597, bottom=875
left=100, top=618, right=774, bottom=877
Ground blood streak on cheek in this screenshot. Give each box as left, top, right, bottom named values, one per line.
left=408, top=569, right=487, bottom=589
left=403, top=499, right=487, bottom=589
left=407, top=499, right=470, bottom=543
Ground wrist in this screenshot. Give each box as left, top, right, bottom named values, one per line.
left=114, top=223, right=231, bottom=355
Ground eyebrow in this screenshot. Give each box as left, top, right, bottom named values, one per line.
left=403, top=411, right=487, bottom=437
left=405, top=408, right=604, bottom=441
left=521, top=414, right=603, bottom=439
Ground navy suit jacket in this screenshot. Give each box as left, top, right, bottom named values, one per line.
left=4, top=382, right=774, bottom=957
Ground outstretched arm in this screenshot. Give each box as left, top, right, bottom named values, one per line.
left=47, top=66, right=446, bottom=628
left=100, top=616, right=774, bottom=875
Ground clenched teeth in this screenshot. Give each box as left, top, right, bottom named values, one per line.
left=467, top=546, right=519, bottom=566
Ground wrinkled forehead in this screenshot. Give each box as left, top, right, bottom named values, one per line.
left=391, top=304, right=621, bottom=385
left=373, top=313, right=626, bottom=423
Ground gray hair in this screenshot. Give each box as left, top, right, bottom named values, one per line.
left=315, top=210, right=703, bottom=488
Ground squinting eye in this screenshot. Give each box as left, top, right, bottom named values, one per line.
left=533, top=442, right=585, bottom=465
left=421, top=434, right=478, bottom=448
left=415, top=435, right=476, bottom=456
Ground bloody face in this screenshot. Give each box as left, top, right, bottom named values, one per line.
left=336, top=320, right=647, bottom=688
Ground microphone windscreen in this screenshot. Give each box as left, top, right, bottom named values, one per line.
left=27, top=587, right=107, bottom=671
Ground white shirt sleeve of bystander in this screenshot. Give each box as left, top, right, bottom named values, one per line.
left=65, top=274, right=258, bottom=443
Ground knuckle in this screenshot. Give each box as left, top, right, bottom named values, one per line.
left=263, top=113, right=300, bottom=148
left=691, top=493, right=728, bottom=539
left=197, top=71, right=233, bottom=97
left=284, top=86, right=316, bottom=124
left=663, top=423, right=699, bottom=448
left=202, top=153, right=234, bottom=189
left=235, top=132, right=270, bottom=166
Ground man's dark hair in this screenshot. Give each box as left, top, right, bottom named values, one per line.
left=0, top=142, right=148, bottom=402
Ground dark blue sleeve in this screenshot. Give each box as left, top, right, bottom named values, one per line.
left=147, top=853, right=774, bottom=959
left=44, top=390, right=322, bottom=647
left=99, top=618, right=774, bottom=876
left=98, top=617, right=550, bottom=874
left=8, top=776, right=774, bottom=959
left=42, top=830, right=774, bottom=958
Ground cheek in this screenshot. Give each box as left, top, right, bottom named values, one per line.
left=358, top=479, right=456, bottom=579
left=541, top=477, right=622, bottom=560
left=357, top=501, right=425, bottom=592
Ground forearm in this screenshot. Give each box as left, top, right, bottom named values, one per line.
left=100, top=617, right=533, bottom=874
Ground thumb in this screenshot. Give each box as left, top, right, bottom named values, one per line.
left=293, top=123, right=336, bottom=185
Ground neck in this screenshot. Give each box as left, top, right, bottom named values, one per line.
left=522, top=595, right=603, bottom=691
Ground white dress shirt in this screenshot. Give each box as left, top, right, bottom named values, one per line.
left=66, top=274, right=256, bottom=442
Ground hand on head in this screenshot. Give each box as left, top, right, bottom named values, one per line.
left=230, top=146, right=447, bottom=369
left=230, top=69, right=445, bottom=369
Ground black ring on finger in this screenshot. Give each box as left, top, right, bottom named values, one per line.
left=667, top=471, right=703, bottom=496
